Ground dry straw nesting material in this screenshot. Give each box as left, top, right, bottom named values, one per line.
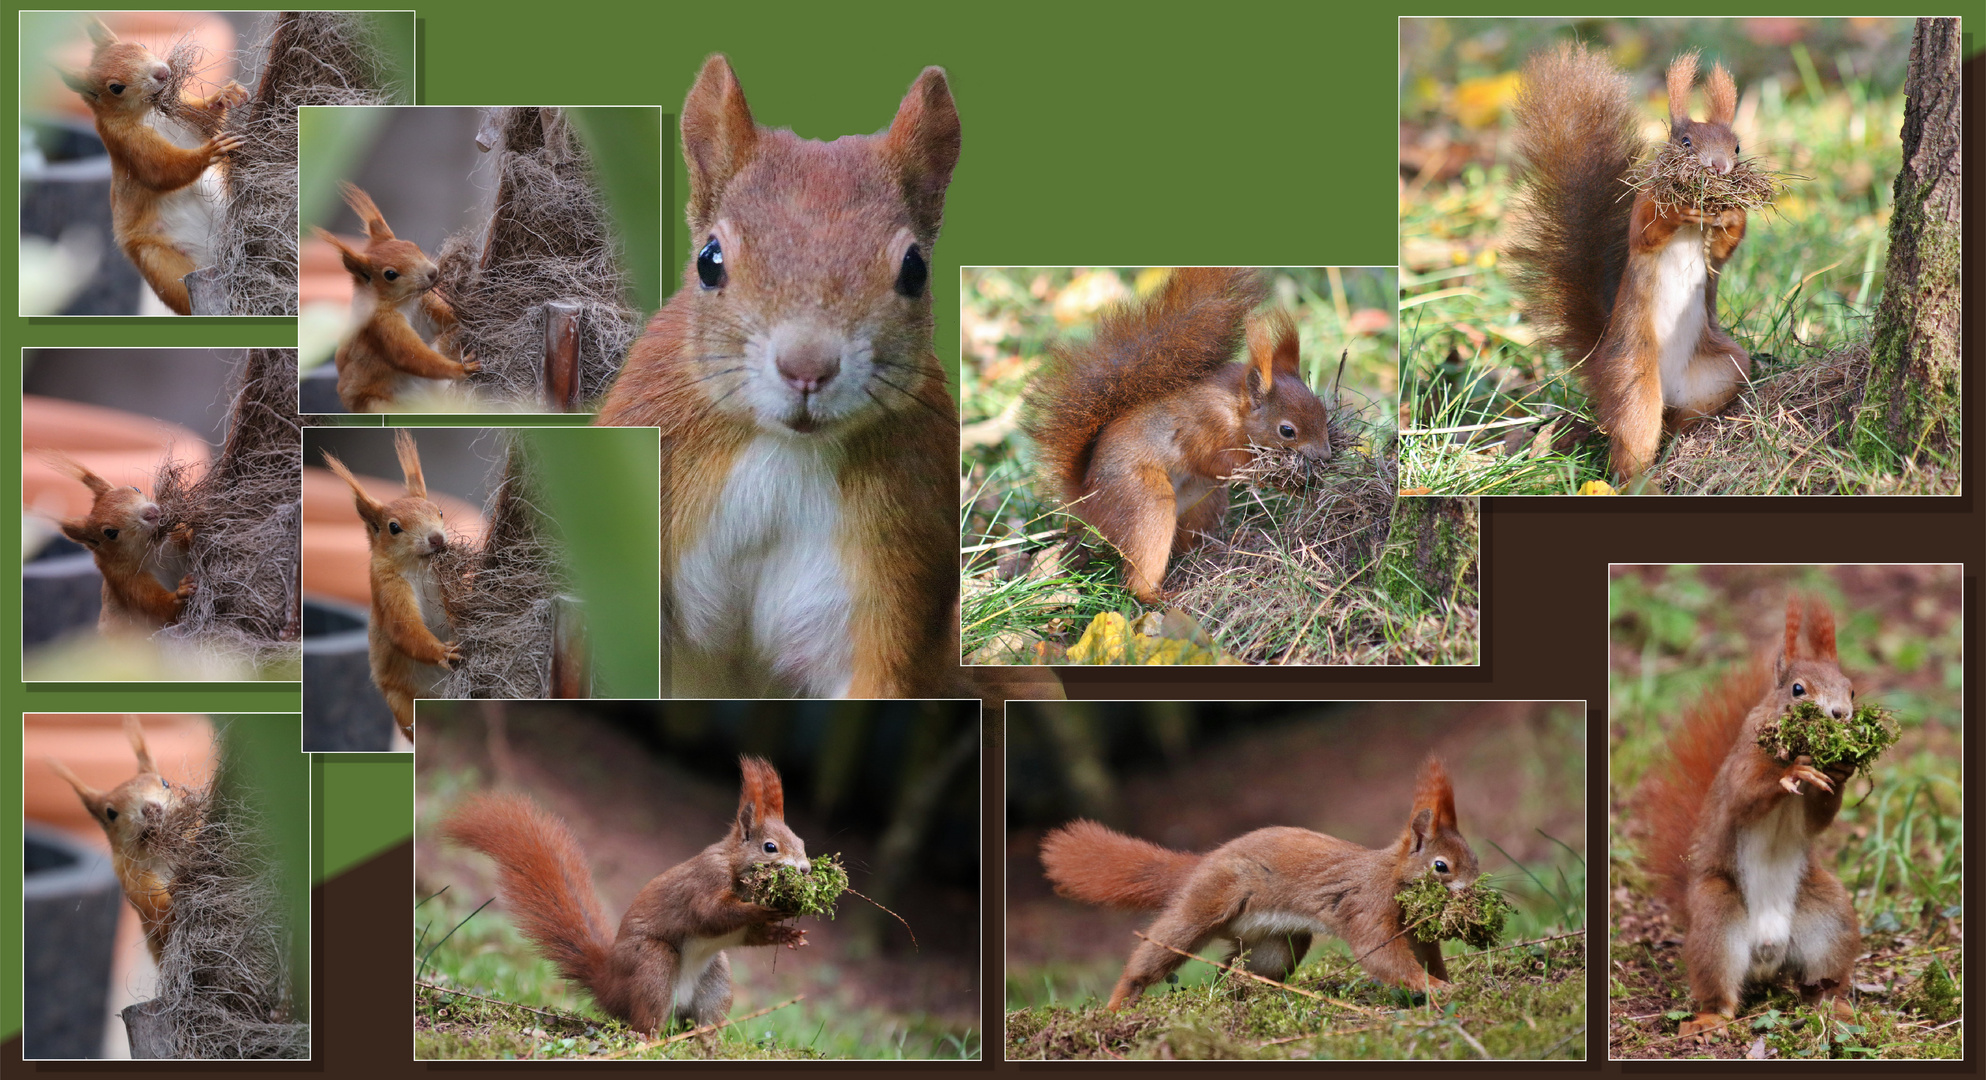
left=151, top=348, right=302, bottom=671
left=211, top=11, right=401, bottom=315
left=434, top=434, right=582, bottom=699
left=1627, top=142, right=1783, bottom=217
left=142, top=783, right=308, bottom=1058
left=435, top=107, right=641, bottom=407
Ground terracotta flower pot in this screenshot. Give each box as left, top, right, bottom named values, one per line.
left=23, top=714, right=217, bottom=842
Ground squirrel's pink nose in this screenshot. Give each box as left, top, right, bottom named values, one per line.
left=141, top=505, right=162, bottom=526
left=776, top=345, right=840, bottom=395
left=426, top=532, right=446, bottom=553
left=153, top=63, right=171, bottom=82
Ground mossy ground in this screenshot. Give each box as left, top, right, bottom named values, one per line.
left=1005, top=936, right=1583, bottom=1060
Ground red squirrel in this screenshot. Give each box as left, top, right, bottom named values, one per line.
left=594, top=55, right=959, bottom=698
left=1635, top=597, right=1861, bottom=1037
left=314, top=182, right=479, bottom=412
left=1041, top=757, right=1477, bottom=1010
left=442, top=755, right=812, bottom=1033
left=319, top=430, right=463, bottom=739
left=1507, top=44, right=1751, bottom=482
left=46, top=716, right=189, bottom=963
left=44, top=452, right=194, bottom=633
left=1020, top=268, right=1335, bottom=603
left=58, top=16, right=246, bottom=315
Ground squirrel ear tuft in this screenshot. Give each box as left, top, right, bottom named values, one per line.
left=84, top=16, right=118, bottom=48
left=737, top=755, right=784, bottom=826
left=1706, top=62, right=1737, bottom=127
left=320, top=451, right=386, bottom=528
left=394, top=429, right=428, bottom=499
left=338, top=181, right=395, bottom=244
left=47, top=757, right=106, bottom=816
left=681, top=54, right=758, bottom=238
left=1802, top=598, right=1837, bottom=662
left=884, top=66, right=961, bottom=242
left=315, top=228, right=372, bottom=283
left=1414, top=756, right=1457, bottom=833
left=124, top=715, right=156, bottom=775
left=57, top=65, right=96, bottom=96
left=58, top=516, right=97, bottom=547
left=1666, top=51, right=1700, bottom=127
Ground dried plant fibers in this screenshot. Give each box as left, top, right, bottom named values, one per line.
left=133, top=783, right=307, bottom=1058
left=152, top=348, right=302, bottom=670
left=201, top=11, right=401, bottom=315
left=435, top=107, right=641, bottom=407
left=435, top=434, right=585, bottom=698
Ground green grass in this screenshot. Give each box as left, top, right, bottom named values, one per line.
left=1607, top=566, right=1963, bottom=1058
left=1398, top=22, right=1949, bottom=494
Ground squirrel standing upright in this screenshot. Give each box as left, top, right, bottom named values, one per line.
left=44, top=452, right=194, bottom=633
left=1635, top=597, right=1861, bottom=1037
left=1506, top=44, right=1751, bottom=482
left=594, top=55, right=960, bottom=698
left=1041, top=756, right=1477, bottom=1010
left=443, top=755, right=812, bottom=1033
left=46, top=715, right=189, bottom=963
left=319, top=430, right=463, bottom=739
left=59, top=16, right=246, bottom=315
left=314, top=182, right=479, bottom=412
left=1021, top=268, right=1335, bottom=603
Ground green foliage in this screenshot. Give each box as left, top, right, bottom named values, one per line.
left=1397, top=876, right=1516, bottom=950
left=1756, top=701, right=1900, bottom=770
left=743, top=855, right=847, bottom=918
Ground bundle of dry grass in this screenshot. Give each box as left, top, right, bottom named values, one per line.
left=1627, top=142, right=1783, bottom=216
left=211, top=11, right=401, bottom=315
left=434, top=435, right=585, bottom=698
left=434, top=107, right=641, bottom=408
left=151, top=348, right=302, bottom=672
left=137, top=784, right=307, bottom=1058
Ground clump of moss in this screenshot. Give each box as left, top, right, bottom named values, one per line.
left=742, top=854, right=847, bottom=918
left=1628, top=142, right=1785, bottom=216
left=1396, top=875, right=1514, bottom=950
left=1756, top=701, right=1900, bottom=771
left=1901, top=959, right=1959, bottom=1022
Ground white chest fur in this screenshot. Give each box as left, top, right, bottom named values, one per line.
left=400, top=561, right=452, bottom=691
left=673, top=435, right=853, bottom=696
left=1230, top=907, right=1330, bottom=944
left=1650, top=231, right=1709, bottom=407
left=145, top=112, right=221, bottom=265
left=1734, top=796, right=1809, bottom=978
left=673, top=926, right=749, bottom=1012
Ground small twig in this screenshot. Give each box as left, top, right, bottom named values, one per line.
left=1453, top=928, right=1585, bottom=960
left=1450, top=1020, right=1490, bottom=1059
left=587, top=995, right=806, bottom=1059
left=416, top=979, right=591, bottom=1028
left=844, top=885, right=917, bottom=950
left=1131, top=931, right=1377, bottom=1016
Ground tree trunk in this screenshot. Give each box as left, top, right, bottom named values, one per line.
left=1378, top=496, right=1479, bottom=621
left=1855, top=17, right=1962, bottom=464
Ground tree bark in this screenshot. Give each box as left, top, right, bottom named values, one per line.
left=1855, top=17, right=1962, bottom=464
left=1378, top=496, right=1478, bottom=621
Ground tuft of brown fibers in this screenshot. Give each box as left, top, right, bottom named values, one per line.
left=151, top=348, right=303, bottom=670
left=212, top=11, right=401, bottom=316
left=434, top=107, right=641, bottom=408
left=146, top=783, right=309, bottom=1058
left=434, top=434, right=586, bottom=698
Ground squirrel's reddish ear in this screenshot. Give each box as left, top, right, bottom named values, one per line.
left=681, top=54, right=758, bottom=238
left=57, top=65, right=96, bottom=96
left=884, top=66, right=961, bottom=242
left=1414, top=756, right=1457, bottom=833
left=1249, top=308, right=1302, bottom=379
left=44, top=451, right=113, bottom=496
left=394, top=429, right=427, bottom=500
left=1666, top=51, right=1700, bottom=127
left=338, top=181, right=395, bottom=244
left=84, top=16, right=118, bottom=48
left=1706, top=62, right=1737, bottom=126
left=46, top=757, right=107, bottom=819
left=1802, top=598, right=1837, bottom=662
left=124, top=715, right=156, bottom=775
left=320, top=451, right=386, bottom=530
left=57, top=516, right=97, bottom=547
left=1782, top=597, right=1803, bottom=660
left=736, top=755, right=784, bottom=832
left=314, top=228, right=372, bottom=284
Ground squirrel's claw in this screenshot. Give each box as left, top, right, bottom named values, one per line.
left=174, top=574, right=196, bottom=600
left=1780, top=762, right=1834, bottom=795
left=460, top=354, right=482, bottom=374
left=441, top=641, right=465, bottom=670
left=219, top=80, right=249, bottom=108
left=210, top=134, right=247, bottom=157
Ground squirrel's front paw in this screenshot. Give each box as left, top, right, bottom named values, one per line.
left=174, top=574, right=197, bottom=600
left=208, top=134, right=247, bottom=158
left=766, top=924, right=808, bottom=949
left=441, top=641, right=465, bottom=669
left=459, top=354, right=482, bottom=375
left=168, top=521, right=196, bottom=548
left=1779, top=756, right=1835, bottom=795
left=1676, top=1013, right=1730, bottom=1039
left=219, top=80, right=249, bottom=108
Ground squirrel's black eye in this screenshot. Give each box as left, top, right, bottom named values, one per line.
left=131, top=486, right=141, bottom=492
left=896, top=246, right=928, bottom=298
left=697, top=237, right=725, bottom=289
left=1791, top=682, right=1806, bottom=697
left=103, top=527, right=119, bottom=540
left=1734, top=142, right=1741, bottom=155
left=1278, top=422, right=1297, bottom=439
left=1679, top=133, right=1691, bottom=147
left=106, top=807, right=119, bottom=821
left=1434, top=859, right=1449, bottom=874
left=762, top=840, right=778, bottom=854
left=383, top=268, right=399, bottom=282
left=161, top=779, right=170, bottom=789
left=388, top=521, right=402, bottom=535
left=109, top=83, right=125, bottom=95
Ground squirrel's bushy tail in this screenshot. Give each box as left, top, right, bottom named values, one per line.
left=1634, top=661, right=1766, bottom=911
left=1503, top=41, right=1643, bottom=372
left=1021, top=268, right=1265, bottom=503
left=443, top=792, right=616, bottom=995
left=1040, top=819, right=1201, bottom=911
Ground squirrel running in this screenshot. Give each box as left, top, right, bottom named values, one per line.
left=1020, top=268, right=1335, bottom=603
left=1635, top=597, right=1861, bottom=1037
left=46, top=715, right=190, bottom=963
left=443, top=755, right=812, bottom=1033
left=594, top=54, right=960, bottom=698
left=1041, top=756, right=1477, bottom=1009
left=314, top=182, right=479, bottom=412
left=44, top=452, right=194, bottom=633
left=1505, top=44, right=1751, bottom=483
left=320, top=430, right=462, bottom=739
left=58, top=16, right=246, bottom=315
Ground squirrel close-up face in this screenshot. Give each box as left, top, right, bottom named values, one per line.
left=322, top=431, right=452, bottom=568
left=1412, top=812, right=1481, bottom=893
left=49, top=456, right=164, bottom=563
left=61, top=21, right=171, bottom=113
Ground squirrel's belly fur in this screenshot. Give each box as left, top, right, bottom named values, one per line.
left=131, top=112, right=221, bottom=267
left=673, top=435, right=854, bottom=696
left=1649, top=233, right=1709, bottom=407
left=673, top=927, right=749, bottom=1012
left=1229, top=907, right=1332, bottom=945
left=1733, top=796, right=1809, bottom=979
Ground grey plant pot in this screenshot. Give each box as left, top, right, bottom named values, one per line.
left=303, top=596, right=395, bottom=751
left=22, top=122, right=145, bottom=315
left=24, top=822, right=124, bottom=1060
left=22, top=545, right=103, bottom=648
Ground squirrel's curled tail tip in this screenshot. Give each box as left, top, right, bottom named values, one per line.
left=1635, top=660, right=1770, bottom=910
left=1040, top=819, right=1199, bottom=911
left=442, top=791, right=615, bottom=991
